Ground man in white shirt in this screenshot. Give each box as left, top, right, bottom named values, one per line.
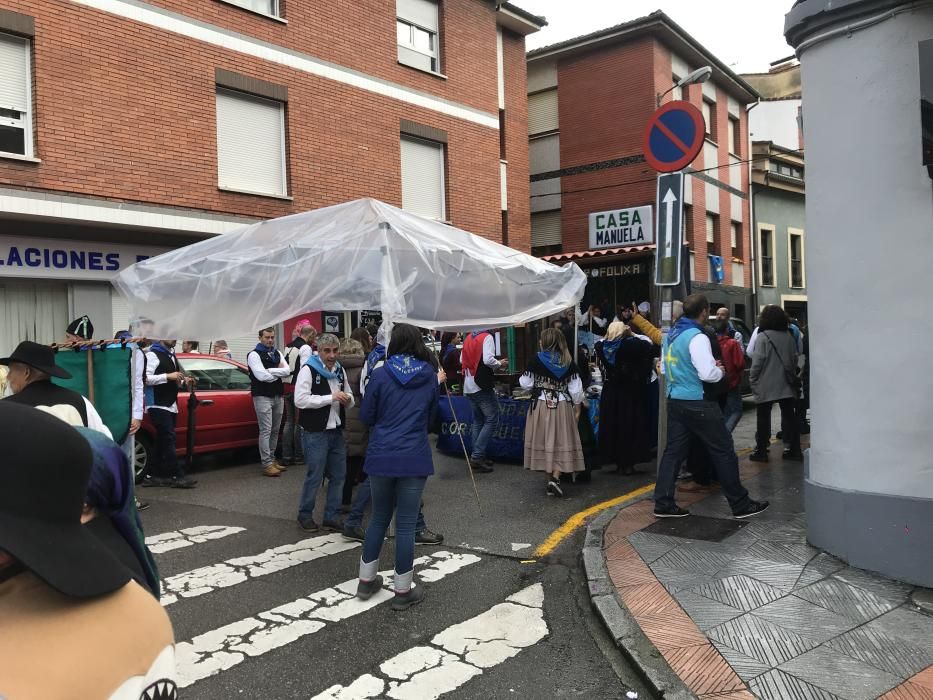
left=294, top=334, right=354, bottom=531
left=144, top=339, right=197, bottom=488
left=247, top=328, right=291, bottom=478
left=460, top=330, right=507, bottom=473
left=654, top=294, right=768, bottom=520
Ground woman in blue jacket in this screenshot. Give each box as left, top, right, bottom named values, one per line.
left=355, top=323, right=445, bottom=611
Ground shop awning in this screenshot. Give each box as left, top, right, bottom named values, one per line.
left=542, top=245, right=655, bottom=264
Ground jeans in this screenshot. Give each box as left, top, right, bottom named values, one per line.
left=722, top=388, right=744, bottom=433
left=298, top=430, right=346, bottom=523
left=253, top=395, right=284, bottom=467
left=149, top=408, right=182, bottom=479
left=346, top=476, right=428, bottom=533
left=756, top=399, right=800, bottom=452
left=281, top=394, right=304, bottom=462
left=362, top=476, right=427, bottom=578
left=466, top=388, right=499, bottom=459
left=655, top=400, right=751, bottom=513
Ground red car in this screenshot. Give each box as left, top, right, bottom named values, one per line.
left=135, top=353, right=260, bottom=479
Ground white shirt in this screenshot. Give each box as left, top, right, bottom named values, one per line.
left=131, top=347, right=144, bottom=421
left=519, top=371, right=585, bottom=404
left=294, top=364, right=355, bottom=429
left=247, top=347, right=290, bottom=383
left=463, top=334, right=501, bottom=395
left=145, top=349, right=181, bottom=413
left=578, top=311, right=608, bottom=329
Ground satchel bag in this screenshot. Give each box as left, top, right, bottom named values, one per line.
left=764, top=332, right=802, bottom=394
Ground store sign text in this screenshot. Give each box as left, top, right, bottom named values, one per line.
left=0, top=236, right=169, bottom=281
left=588, top=205, right=653, bottom=250
left=589, top=263, right=645, bottom=278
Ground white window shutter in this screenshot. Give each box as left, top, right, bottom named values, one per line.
left=528, top=90, right=559, bottom=135
left=400, top=136, right=445, bottom=220
left=0, top=34, right=28, bottom=112
left=397, top=0, right=438, bottom=31
left=216, top=90, right=286, bottom=197
left=531, top=211, right=561, bottom=247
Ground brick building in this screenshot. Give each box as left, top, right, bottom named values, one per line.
left=527, top=11, right=759, bottom=324
left=0, top=0, right=542, bottom=356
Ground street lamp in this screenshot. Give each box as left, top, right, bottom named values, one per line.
left=657, top=65, right=713, bottom=106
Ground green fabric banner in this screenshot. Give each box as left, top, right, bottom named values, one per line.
left=52, top=347, right=132, bottom=444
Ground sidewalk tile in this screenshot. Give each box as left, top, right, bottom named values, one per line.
left=707, top=612, right=819, bottom=667
left=825, top=626, right=933, bottom=679
left=864, top=608, right=933, bottom=656
left=637, top=607, right=709, bottom=652
left=651, top=564, right=717, bottom=593
left=747, top=668, right=842, bottom=700
left=664, top=642, right=746, bottom=695
left=913, top=666, right=933, bottom=690
left=672, top=590, right=745, bottom=631
left=692, top=575, right=784, bottom=612
left=653, top=546, right=734, bottom=575
left=698, top=691, right=757, bottom=700
left=752, top=595, right=855, bottom=645
left=745, top=540, right=819, bottom=566
left=627, top=531, right=680, bottom=563
left=831, top=567, right=914, bottom=605
left=713, top=558, right=805, bottom=593
left=880, top=681, right=933, bottom=700
left=604, top=538, right=639, bottom=562
left=607, top=556, right=657, bottom=588
left=618, top=581, right=676, bottom=618
left=710, top=640, right=773, bottom=681
left=794, top=577, right=899, bottom=623
left=778, top=645, right=902, bottom=700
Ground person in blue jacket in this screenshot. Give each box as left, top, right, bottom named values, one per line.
left=355, top=323, right=445, bottom=611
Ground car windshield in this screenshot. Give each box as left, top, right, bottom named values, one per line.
left=181, top=357, right=251, bottom=391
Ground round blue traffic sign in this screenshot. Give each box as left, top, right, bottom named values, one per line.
left=643, top=100, right=705, bottom=173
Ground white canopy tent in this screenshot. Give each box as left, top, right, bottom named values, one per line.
left=113, top=198, right=586, bottom=339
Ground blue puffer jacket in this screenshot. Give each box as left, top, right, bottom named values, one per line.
left=361, top=354, right=437, bottom=477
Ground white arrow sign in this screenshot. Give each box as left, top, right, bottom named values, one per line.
left=662, top=187, right=677, bottom=258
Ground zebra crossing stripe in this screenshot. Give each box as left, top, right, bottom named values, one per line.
left=310, top=583, right=547, bottom=700
left=175, top=550, right=482, bottom=688
left=161, top=533, right=360, bottom=606
left=145, top=525, right=246, bottom=554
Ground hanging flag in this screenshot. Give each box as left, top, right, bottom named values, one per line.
left=710, top=254, right=725, bottom=283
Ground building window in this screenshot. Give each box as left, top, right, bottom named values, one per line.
left=528, top=89, right=559, bottom=136
left=671, top=74, right=683, bottom=101
left=789, top=229, right=805, bottom=288
left=221, top=0, right=279, bottom=17
left=397, top=0, right=439, bottom=74
left=531, top=210, right=561, bottom=253
left=728, top=116, right=740, bottom=155
left=702, top=99, right=716, bottom=141
left=759, top=226, right=775, bottom=286
left=706, top=213, right=717, bottom=244
left=401, top=135, right=445, bottom=220
left=215, top=89, right=287, bottom=197
left=0, top=33, right=33, bottom=158
left=731, top=221, right=740, bottom=256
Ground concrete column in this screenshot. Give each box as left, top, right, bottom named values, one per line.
left=786, top=0, right=933, bottom=586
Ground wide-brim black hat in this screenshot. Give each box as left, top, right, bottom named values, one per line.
left=0, top=340, right=72, bottom=379
left=0, top=402, right=130, bottom=598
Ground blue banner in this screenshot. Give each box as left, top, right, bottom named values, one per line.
left=436, top=395, right=530, bottom=461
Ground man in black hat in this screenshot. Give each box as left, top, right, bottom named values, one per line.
left=0, top=402, right=177, bottom=698
left=1, top=340, right=112, bottom=438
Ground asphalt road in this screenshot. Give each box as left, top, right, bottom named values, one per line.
left=140, top=406, right=773, bottom=699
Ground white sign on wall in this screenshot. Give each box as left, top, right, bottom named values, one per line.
left=588, top=205, right=653, bottom=250
left=0, top=236, right=170, bottom=281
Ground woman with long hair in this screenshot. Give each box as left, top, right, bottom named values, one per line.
left=351, top=327, right=372, bottom=355
left=519, top=328, right=585, bottom=496
left=355, top=323, right=444, bottom=610
left=438, top=332, right=463, bottom=391
left=596, top=321, right=655, bottom=475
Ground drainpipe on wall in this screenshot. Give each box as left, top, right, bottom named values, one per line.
left=746, top=99, right=761, bottom=324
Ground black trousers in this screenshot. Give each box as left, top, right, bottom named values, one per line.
left=756, top=399, right=800, bottom=452
left=149, top=408, right=182, bottom=479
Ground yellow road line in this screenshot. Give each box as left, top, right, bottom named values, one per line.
left=533, top=482, right=656, bottom=558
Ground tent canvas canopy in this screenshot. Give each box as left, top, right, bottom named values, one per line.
left=113, top=198, right=586, bottom=339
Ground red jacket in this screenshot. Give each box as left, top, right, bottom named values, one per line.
left=717, top=334, right=746, bottom=390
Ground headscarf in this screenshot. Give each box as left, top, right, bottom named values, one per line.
left=306, top=354, right=343, bottom=381
left=668, top=315, right=704, bottom=343
left=366, top=326, right=388, bottom=376
left=75, top=427, right=160, bottom=597
left=599, top=339, right=622, bottom=367
left=253, top=342, right=281, bottom=365
left=536, top=351, right=570, bottom=379
left=66, top=315, right=94, bottom=340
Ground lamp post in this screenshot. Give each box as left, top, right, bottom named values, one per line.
left=655, top=65, right=713, bottom=467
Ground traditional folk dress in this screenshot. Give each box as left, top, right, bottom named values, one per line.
left=520, top=353, right=585, bottom=474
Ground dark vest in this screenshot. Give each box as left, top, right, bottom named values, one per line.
left=298, top=365, right=346, bottom=433
left=284, top=337, right=307, bottom=385
left=463, top=333, right=495, bottom=391
left=151, top=349, right=180, bottom=408
left=248, top=349, right=285, bottom=397
left=8, top=380, right=89, bottom=426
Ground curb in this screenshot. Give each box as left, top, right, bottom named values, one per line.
left=583, top=504, right=696, bottom=700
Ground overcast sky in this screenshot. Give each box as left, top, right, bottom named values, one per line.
left=523, top=1, right=795, bottom=74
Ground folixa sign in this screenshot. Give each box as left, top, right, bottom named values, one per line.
left=588, top=205, right=653, bottom=250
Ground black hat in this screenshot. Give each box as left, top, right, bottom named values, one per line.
left=0, top=402, right=131, bottom=598
left=0, top=341, right=72, bottom=379
left=66, top=315, right=94, bottom=340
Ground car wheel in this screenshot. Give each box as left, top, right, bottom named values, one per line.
left=134, top=433, right=153, bottom=484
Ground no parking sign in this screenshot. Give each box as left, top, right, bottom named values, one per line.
left=642, top=101, right=705, bottom=173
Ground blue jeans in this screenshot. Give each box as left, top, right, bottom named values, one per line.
left=722, top=388, right=743, bottom=433
left=362, top=476, right=427, bottom=576
left=345, top=476, right=428, bottom=532
left=655, top=400, right=751, bottom=513
left=466, top=388, right=499, bottom=459
left=297, top=430, right=346, bottom=523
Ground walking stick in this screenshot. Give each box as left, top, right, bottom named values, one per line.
left=434, top=348, right=482, bottom=513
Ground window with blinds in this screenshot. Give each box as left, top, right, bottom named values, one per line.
left=225, top=0, right=278, bottom=17
left=0, top=33, right=32, bottom=158
left=706, top=213, right=717, bottom=244
left=528, top=89, right=558, bottom=135
left=531, top=210, right=562, bottom=248
left=215, top=89, right=287, bottom=197
left=400, top=135, right=445, bottom=220
left=397, top=0, right=439, bottom=73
